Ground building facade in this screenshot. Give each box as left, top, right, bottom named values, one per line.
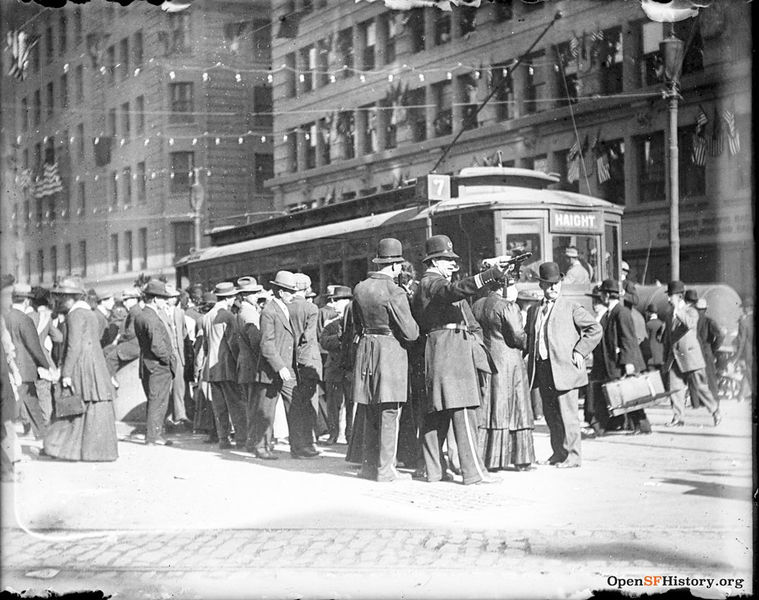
left=1, top=0, right=273, bottom=292
left=267, top=0, right=752, bottom=298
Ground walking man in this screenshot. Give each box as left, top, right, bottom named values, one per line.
left=105, top=289, right=142, bottom=376
left=352, top=238, right=419, bottom=481
left=525, top=262, right=602, bottom=468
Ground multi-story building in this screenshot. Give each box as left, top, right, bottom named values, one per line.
left=267, top=0, right=752, bottom=298
left=1, top=0, right=273, bottom=292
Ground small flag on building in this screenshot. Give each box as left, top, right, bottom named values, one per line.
left=691, top=110, right=708, bottom=166
left=596, top=146, right=610, bottom=184
left=33, top=163, right=64, bottom=198
left=5, top=30, right=38, bottom=81
left=567, top=139, right=580, bottom=183
left=17, top=168, right=32, bottom=190
left=707, top=107, right=723, bottom=157
left=722, top=108, right=740, bottom=156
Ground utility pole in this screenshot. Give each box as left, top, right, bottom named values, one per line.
left=189, top=167, right=204, bottom=252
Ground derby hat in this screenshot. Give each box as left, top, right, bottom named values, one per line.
left=585, top=285, right=602, bottom=299
left=213, top=281, right=238, bottom=297
left=270, top=270, right=298, bottom=292
left=329, top=285, right=353, bottom=300
left=695, top=298, right=708, bottom=310
left=52, top=276, right=86, bottom=296
left=11, top=283, right=34, bottom=298
left=423, top=234, right=459, bottom=262
left=202, top=291, right=217, bottom=304
left=372, top=238, right=405, bottom=264
left=564, top=246, right=579, bottom=258
left=599, top=279, right=622, bottom=295
left=537, top=262, right=563, bottom=284
left=294, top=273, right=312, bottom=292
left=236, top=276, right=263, bottom=294
left=645, top=303, right=657, bottom=313
left=142, top=280, right=172, bottom=298
left=684, top=289, right=699, bottom=303
left=120, top=288, right=142, bottom=300
left=667, top=280, right=686, bottom=295
left=96, top=291, right=113, bottom=301
left=164, top=283, right=181, bottom=298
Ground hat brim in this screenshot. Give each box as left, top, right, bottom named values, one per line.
left=214, top=290, right=238, bottom=297
left=423, top=251, right=460, bottom=262
left=330, top=294, right=353, bottom=300
left=51, top=286, right=86, bottom=295
left=372, top=256, right=405, bottom=264
left=239, top=286, right=264, bottom=294
left=538, top=275, right=563, bottom=284
left=269, top=281, right=297, bottom=292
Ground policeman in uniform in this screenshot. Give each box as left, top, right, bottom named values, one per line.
left=351, top=238, right=419, bottom=482
left=412, top=234, right=509, bottom=485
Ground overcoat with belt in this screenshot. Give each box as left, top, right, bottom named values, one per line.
left=412, top=269, right=500, bottom=412
left=662, top=304, right=705, bottom=373
left=351, top=272, right=419, bottom=406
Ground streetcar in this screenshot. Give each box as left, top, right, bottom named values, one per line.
left=175, top=166, right=624, bottom=304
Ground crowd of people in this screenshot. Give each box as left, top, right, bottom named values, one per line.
left=0, top=238, right=753, bottom=484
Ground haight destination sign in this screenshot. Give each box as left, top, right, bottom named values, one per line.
left=549, top=210, right=604, bottom=233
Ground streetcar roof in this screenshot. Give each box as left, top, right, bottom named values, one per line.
left=458, top=166, right=560, bottom=185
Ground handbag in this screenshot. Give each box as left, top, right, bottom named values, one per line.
left=55, top=385, right=86, bottom=418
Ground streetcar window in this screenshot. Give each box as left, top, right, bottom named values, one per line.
left=552, top=235, right=601, bottom=283
left=502, top=219, right=543, bottom=283
left=605, top=223, right=620, bottom=281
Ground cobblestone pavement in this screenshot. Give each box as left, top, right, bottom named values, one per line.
left=1, top=402, right=753, bottom=599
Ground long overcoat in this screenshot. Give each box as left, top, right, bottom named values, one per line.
left=289, top=297, right=323, bottom=382
left=351, top=272, right=419, bottom=406
left=235, top=303, right=262, bottom=385
left=200, top=302, right=238, bottom=382
left=662, top=304, right=705, bottom=373
left=472, top=292, right=533, bottom=430
left=590, top=302, right=646, bottom=381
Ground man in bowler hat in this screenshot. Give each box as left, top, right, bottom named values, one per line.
left=412, top=234, right=509, bottom=484
left=662, top=281, right=721, bottom=426
left=351, top=238, right=419, bottom=481
left=524, top=262, right=601, bottom=467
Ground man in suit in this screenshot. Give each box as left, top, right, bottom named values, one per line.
left=412, top=235, right=506, bottom=485
left=353, top=238, right=419, bottom=482
left=562, top=247, right=590, bottom=285
left=161, top=284, right=190, bottom=429
left=133, top=280, right=176, bottom=446
left=105, top=288, right=142, bottom=376
left=662, top=281, right=721, bottom=427
left=201, top=282, right=246, bottom=449
left=588, top=279, right=651, bottom=435
left=4, top=283, right=51, bottom=439
left=525, top=262, right=602, bottom=468
left=693, top=297, right=724, bottom=406
left=287, top=273, right=322, bottom=458
left=233, top=277, right=266, bottom=454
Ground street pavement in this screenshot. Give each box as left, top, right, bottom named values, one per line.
left=0, top=399, right=753, bottom=599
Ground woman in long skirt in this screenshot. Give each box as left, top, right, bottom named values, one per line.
left=44, top=277, right=118, bottom=462
left=472, top=275, right=535, bottom=471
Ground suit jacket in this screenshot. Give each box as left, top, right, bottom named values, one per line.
left=134, top=304, right=175, bottom=380
left=591, top=302, right=645, bottom=381
left=289, top=297, right=322, bottom=381
left=235, top=303, right=262, bottom=384
left=525, top=295, right=602, bottom=391
left=318, top=312, right=347, bottom=383
left=256, top=298, right=296, bottom=385
left=200, top=302, right=238, bottom=382
left=162, top=305, right=187, bottom=368
left=4, top=307, right=48, bottom=382
left=115, top=304, right=142, bottom=362
left=662, top=304, right=705, bottom=372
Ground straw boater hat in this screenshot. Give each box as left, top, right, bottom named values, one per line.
left=294, top=273, right=312, bottom=292
left=164, top=284, right=181, bottom=298
left=52, top=276, right=86, bottom=296
left=423, top=235, right=459, bottom=262
left=213, top=282, right=238, bottom=297
left=236, top=276, right=263, bottom=294
left=269, top=271, right=298, bottom=292
left=11, top=283, right=34, bottom=298
left=120, top=288, right=142, bottom=300
left=565, top=246, right=579, bottom=258
left=372, top=238, right=405, bottom=265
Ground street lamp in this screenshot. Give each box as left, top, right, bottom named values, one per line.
left=660, top=30, right=685, bottom=280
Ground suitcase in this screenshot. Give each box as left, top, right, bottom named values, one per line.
left=602, top=371, right=670, bottom=417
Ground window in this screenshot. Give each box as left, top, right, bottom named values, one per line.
left=137, top=161, right=146, bottom=203
left=173, top=222, right=193, bottom=260
left=385, top=14, right=399, bottom=64
left=170, top=83, right=193, bottom=122
left=77, top=181, right=86, bottom=215
left=50, top=246, right=57, bottom=280
left=22, top=149, right=29, bottom=169
left=74, top=8, right=82, bottom=46
left=553, top=235, right=600, bottom=283
left=60, top=73, right=68, bottom=108
left=284, top=52, right=296, bottom=97
left=76, top=123, right=84, bottom=161
left=253, top=86, right=272, bottom=127
left=255, top=154, right=273, bottom=193
left=125, top=231, right=133, bottom=272
left=139, top=228, right=148, bottom=269
left=524, top=52, right=544, bottom=114
left=108, top=108, right=117, bottom=136
left=45, top=26, right=53, bottom=63
left=556, top=41, right=579, bottom=105
left=458, top=73, right=478, bottom=130
left=136, top=96, right=145, bottom=134
left=407, top=9, right=424, bottom=53
left=119, top=38, right=129, bottom=81
left=24, top=200, right=30, bottom=227
left=25, top=253, right=31, bottom=281
left=673, top=17, right=703, bottom=76
left=59, top=14, right=67, bottom=54
left=111, top=171, right=118, bottom=206
left=433, top=81, right=452, bottom=137
left=302, top=123, right=317, bottom=169
left=34, top=142, right=42, bottom=168
left=435, top=11, right=451, bottom=45
left=169, top=13, right=191, bottom=53
left=678, top=125, right=706, bottom=197
left=598, top=26, right=623, bottom=94
left=21, top=97, right=28, bottom=132
left=37, top=249, right=44, bottom=283
left=460, top=6, right=477, bottom=36
left=361, top=105, right=378, bottom=154
left=336, top=111, right=355, bottom=160
left=46, top=81, right=54, bottom=118
left=360, top=21, right=375, bottom=71
left=502, top=219, right=542, bottom=282
left=64, top=243, right=72, bottom=275
left=407, top=88, right=427, bottom=142
left=300, top=45, right=316, bottom=93
left=110, top=234, right=119, bottom=273
left=284, top=129, right=297, bottom=173
left=597, top=139, right=625, bottom=205
left=123, top=166, right=132, bottom=204
left=106, top=45, right=116, bottom=85
left=75, top=65, right=84, bottom=102
left=133, top=31, right=143, bottom=67
left=79, top=240, right=87, bottom=276
left=170, top=152, right=194, bottom=192
left=252, top=19, right=271, bottom=63
left=44, top=137, right=54, bottom=163
left=640, top=21, right=664, bottom=87
left=637, top=131, right=666, bottom=202
left=335, top=28, right=354, bottom=80
left=121, top=102, right=130, bottom=138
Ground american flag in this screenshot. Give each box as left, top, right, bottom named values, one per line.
left=722, top=109, right=740, bottom=156
left=569, top=35, right=580, bottom=58
left=707, top=107, right=723, bottom=157
left=567, top=140, right=580, bottom=183
left=5, top=30, right=38, bottom=81
left=33, top=163, right=64, bottom=198
left=691, top=132, right=707, bottom=166
left=597, top=151, right=610, bottom=183
left=696, top=109, right=708, bottom=132
left=17, top=168, right=32, bottom=190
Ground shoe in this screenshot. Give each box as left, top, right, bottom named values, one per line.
left=218, top=439, right=233, bottom=450
left=377, top=472, right=412, bottom=482
left=712, top=411, right=722, bottom=426
left=291, top=448, right=320, bottom=458
left=146, top=438, right=174, bottom=447
left=515, top=464, right=535, bottom=472
left=471, top=476, right=497, bottom=485
left=665, top=419, right=685, bottom=427
left=555, top=461, right=580, bottom=469
left=318, top=436, right=338, bottom=446
left=254, top=450, right=278, bottom=460
left=537, top=457, right=562, bottom=466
